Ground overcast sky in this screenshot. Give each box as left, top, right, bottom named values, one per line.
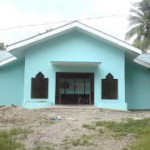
left=0, top=0, right=140, bottom=44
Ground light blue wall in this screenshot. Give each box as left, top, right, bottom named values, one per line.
left=126, top=61, right=150, bottom=109
left=23, top=30, right=127, bottom=109
left=0, top=60, right=25, bottom=105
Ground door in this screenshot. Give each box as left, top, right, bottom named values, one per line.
left=55, top=73, right=94, bottom=104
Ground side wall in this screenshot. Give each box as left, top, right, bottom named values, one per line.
left=126, top=61, right=150, bottom=109
left=23, top=31, right=126, bottom=109
left=0, top=60, right=25, bottom=105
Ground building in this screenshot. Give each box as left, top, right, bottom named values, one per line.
left=0, top=21, right=150, bottom=110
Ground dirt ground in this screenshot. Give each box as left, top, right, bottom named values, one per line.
left=0, top=105, right=150, bottom=150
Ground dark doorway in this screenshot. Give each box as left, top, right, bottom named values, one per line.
left=55, top=73, right=94, bottom=105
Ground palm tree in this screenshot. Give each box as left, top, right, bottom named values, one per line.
left=125, top=0, right=150, bottom=52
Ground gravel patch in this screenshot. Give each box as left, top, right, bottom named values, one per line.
left=0, top=106, right=150, bottom=149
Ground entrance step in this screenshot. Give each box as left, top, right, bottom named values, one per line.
left=42, top=105, right=101, bottom=112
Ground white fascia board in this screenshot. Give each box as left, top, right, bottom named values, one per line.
left=133, top=58, right=150, bottom=68
left=6, top=22, right=142, bottom=54
left=0, top=56, right=17, bottom=67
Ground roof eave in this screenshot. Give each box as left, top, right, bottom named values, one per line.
left=0, top=56, right=17, bottom=67
left=133, top=58, right=150, bottom=68
left=6, top=21, right=142, bottom=55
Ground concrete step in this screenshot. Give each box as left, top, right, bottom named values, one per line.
left=40, top=105, right=102, bottom=112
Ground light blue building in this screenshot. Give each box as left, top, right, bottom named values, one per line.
left=0, top=21, right=149, bottom=110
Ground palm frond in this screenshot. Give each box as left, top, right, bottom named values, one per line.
left=133, top=38, right=150, bottom=51
left=128, top=15, right=144, bottom=26
left=125, top=0, right=150, bottom=52
left=130, top=8, right=143, bottom=17
left=125, top=24, right=144, bottom=40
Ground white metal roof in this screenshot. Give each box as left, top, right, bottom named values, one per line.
left=134, top=54, right=150, bottom=68
left=0, top=51, right=16, bottom=67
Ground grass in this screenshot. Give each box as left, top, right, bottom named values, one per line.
left=33, top=141, right=54, bottom=150
left=63, top=134, right=94, bottom=149
left=82, top=124, right=96, bottom=130
left=33, top=145, right=54, bottom=150
left=83, top=118, right=150, bottom=150
left=0, top=127, right=31, bottom=150
left=33, top=146, right=53, bottom=150
left=72, top=134, right=94, bottom=146
left=1, top=114, right=150, bottom=150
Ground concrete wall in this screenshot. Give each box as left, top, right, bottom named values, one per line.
left=0, top=60, right=25, bottom=105
left=23, top=30, right=126, bottom=109
left=126, top=61, right=150, bottom=109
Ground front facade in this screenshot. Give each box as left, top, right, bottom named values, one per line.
left=0, top=22, right=150, bottom=110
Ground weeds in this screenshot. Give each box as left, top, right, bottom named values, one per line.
left=0, top=127, right=31, bottom=150
left=83, top=118, right=150, bottom=150
left=63, top=134, right=94, bottom=148
left=33, top=141, right=54, bottom=150
left=82, top=124, right=96, bottom=130
left=72, top=134, right=94, bottom=146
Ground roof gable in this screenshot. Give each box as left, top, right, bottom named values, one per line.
left=0, top=21, right=143, bottom=67
left=6, top=21, right=142, bottom=55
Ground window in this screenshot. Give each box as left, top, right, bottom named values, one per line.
left=102, top=73, right=118, bottom=99
left=31, top=72, right=48, bottom=98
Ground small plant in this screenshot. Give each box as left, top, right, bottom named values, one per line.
left=33, top=145, right=54, bottom=150
left=98, top=128, right=105, bottom=135
left=33, top=141, right=54, bottom=150
left=0, top=127, right=31, bottom=150
left=72, top=134, right=93, bottom=146
left=63, top=137, right=71, bottom=149
left=63, top=134, right=94, bottom=147
left=82, top=124, right=96, bottom=130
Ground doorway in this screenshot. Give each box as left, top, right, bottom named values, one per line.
left=55, top=73, right=94, bottom=105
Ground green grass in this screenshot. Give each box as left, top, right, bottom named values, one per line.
left=0, top=128, right=31, bottom=150
left=1, top=117, right=150, bottom=150
left=63, top=134, right=94, bottom=149
left=33, top=141, right=54, bottom=150
left=71, top=134, right=94, bottom=146
left=83, top=118, right=150, bottom=150
left=33, top=145, right=54, bottom=150
left=82, top=124, right=96, bottom=130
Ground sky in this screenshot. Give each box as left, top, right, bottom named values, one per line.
left=0, top=0, right=140, bottom=45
